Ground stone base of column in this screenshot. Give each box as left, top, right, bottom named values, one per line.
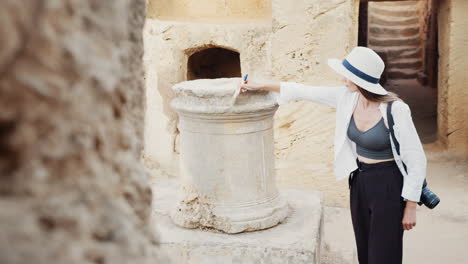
left=152, top=180, right=323, bottom=264
left=170, top=183, right=291, bottom=234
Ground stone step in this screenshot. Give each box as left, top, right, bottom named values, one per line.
left=368, top=15, right=419, bottom=27
left=389, top=67, right=420, bottom=74
left=387, top=60, right=422, bottom=70
left=370, top=7, right=419, bottom=18
left=372, top=45, right=420, bottom=52
left=379, top=48, right=422, bottom=60
left=397, top=51, right=422, bottom=61
left=369, top=14, right=419, bottom=25
left=387, top=70, right=419, bottom=80
left=369, top=2, right=419, bottom=12
left=383, top=51, right=421, bottom=61
left=369, top=26, right=420, bottom=38
left=369, top=16, right=420, bottom=27
left=373, top=47, right=422, bottom=58
left=386, top=66, right=421, bottom=72
left=373, top=33, right=420, bottom=40
left=368, top=36, right=421, bottom=47
left=372, top=48, right=422, bottom=60
left=369, top=15, right=419, bottom=27
left=390, top=56, right=422, bottom=64
left=374, top=1, right=420, bottom=7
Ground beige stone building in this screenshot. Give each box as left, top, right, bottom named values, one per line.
left=144, top=0, right=468, bottom=208
left=1, top=0, right=466, bottom=263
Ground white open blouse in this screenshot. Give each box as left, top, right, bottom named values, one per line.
left=275, top=81, right=427, bottom=202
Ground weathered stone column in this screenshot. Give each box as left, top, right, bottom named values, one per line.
left=169, top=78, right=290, bottom=233
left=0, top=1, right=161, bottom=263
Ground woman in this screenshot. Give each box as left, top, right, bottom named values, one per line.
left=240, top=46, right=427, bottom=264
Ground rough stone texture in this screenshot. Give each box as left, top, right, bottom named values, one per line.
left=146, top=0, right=271, bottom=22
left=0, top=1, right=161, bottom=263
left=152, top=179, right=323, bottom=264
left=270, top=0, right=359, bottom=208
left=144, top=0, right=360, bottom=208
left=437, top=0, right=468, bottom=154
left=170, top=78, right=278, bottom=113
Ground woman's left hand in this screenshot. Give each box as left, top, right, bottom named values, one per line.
left=402, top=201, right=417, bottom=230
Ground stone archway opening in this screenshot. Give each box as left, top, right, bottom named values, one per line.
left=187, top=47, right=241, bottom=80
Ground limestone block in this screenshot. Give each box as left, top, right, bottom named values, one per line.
left=168, top=78, right=289, bottom=233
left=271, top=0, right=358, bottom=83
left=146, top=0, right=272, bottom=22
left=437, top=0, right=468, bottom=153
left=152, top=180, right=323, bottom=264
left=271, top=0, right=359, bottom=208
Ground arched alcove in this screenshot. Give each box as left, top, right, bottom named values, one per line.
left=187, top=47, right=241, bottom=80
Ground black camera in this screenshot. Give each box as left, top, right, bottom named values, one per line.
left=417, top=178, right=440, bottom=209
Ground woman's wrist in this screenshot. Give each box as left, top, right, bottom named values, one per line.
left=261, top=81, right=280, bottom=92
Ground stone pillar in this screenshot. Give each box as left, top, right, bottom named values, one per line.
left=169, top=78, right=290, bottom=234
left=0, top=1, right=161, bottom=263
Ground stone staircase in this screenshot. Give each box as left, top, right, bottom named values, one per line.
left=367, top=1, right=423, bottom=80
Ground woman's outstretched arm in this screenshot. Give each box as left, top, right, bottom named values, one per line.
left=240, top=79, right=347, bottom=109
left=240, top=80, right=280, bottom=92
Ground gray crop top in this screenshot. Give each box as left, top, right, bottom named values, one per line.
left=347, top=114, right=394, bottom=159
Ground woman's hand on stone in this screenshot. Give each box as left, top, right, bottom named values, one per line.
left=240, top=79, right=264, bottom=92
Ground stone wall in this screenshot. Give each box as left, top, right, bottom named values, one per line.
left=437, top=0, right=468, bottom=154
left=146, top=0, right=271, bottom=22
left=144, top=0, right=359, bottom=208
left=0, top=1, right=160, bottom=263
left=270, top=0, right=359, bottom=208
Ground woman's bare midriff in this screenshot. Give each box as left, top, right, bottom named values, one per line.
left=357, top=155, right=395, bottom=164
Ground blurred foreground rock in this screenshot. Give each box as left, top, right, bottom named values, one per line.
left=0, top=1, right=160, bottom=263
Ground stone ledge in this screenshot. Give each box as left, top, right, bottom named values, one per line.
left=151, top=180, right=323, bottom=264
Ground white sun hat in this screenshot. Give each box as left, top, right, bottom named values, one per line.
left=327, top=46, right=388, bottom=95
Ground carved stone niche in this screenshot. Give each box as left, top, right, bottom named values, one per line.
left=169, top=78, right=290, bottom=234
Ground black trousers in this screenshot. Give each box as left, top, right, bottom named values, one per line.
left=348, top=158, right=406, bottom=264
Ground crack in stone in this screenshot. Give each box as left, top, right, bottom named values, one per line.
left=313, top=1, right=347, bottom=20
left=447, top=128, right=462, bottom=137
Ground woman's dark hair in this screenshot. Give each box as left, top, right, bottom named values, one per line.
left=356, top=85, right=403, bottom=103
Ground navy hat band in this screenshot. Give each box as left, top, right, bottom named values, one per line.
left=342, top=59, right=380, bottom=84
